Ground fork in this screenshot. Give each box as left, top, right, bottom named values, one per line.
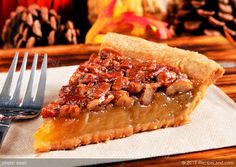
left=0, top=52, right=47, bottom=147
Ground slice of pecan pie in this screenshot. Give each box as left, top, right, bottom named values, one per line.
left=33, top=33, right=224, bottom=152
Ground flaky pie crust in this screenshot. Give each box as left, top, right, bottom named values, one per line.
left=33, top=33, right=224, bottom=152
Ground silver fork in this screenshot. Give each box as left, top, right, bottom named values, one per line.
left=0, top=52, right=47, bottom=147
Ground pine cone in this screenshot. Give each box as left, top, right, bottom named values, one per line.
left=1, top=4, right=80, bottom=48
left=52, top=21, right=80, bottom=45
left=173, top=0, right=236, bottom=39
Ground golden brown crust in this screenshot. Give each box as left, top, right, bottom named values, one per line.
left=101, top=33, right=224, bottom=84
left=34, top=115, right=187, bottom=152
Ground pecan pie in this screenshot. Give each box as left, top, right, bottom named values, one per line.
left=33, top=33, right=224, bottom=152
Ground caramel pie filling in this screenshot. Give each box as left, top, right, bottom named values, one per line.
left=34, top=49, right=195, bottom=151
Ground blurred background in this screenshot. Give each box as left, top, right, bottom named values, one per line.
left=0, top=0, right=235, bottom=48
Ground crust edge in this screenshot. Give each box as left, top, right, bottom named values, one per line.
left=101, top=33, right=224, bottom=84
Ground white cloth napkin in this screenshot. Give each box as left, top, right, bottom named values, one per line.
left=0, top=66, right=236, bottom=166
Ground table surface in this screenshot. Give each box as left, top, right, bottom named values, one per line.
left=0, top=35, right=236, bottom=166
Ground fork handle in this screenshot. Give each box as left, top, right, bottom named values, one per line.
left=0, top=119, right=12, bottom=147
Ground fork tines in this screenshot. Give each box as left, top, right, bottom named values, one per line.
left=0, top=52, right=47, bottom=109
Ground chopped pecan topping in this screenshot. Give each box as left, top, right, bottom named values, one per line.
left=127, top=81, right=143, bottom=93
left=41, top=102, right=60, bottom=118
left=157, top=70, right=177, bottom=85
left=140, top=84, right=156, bottom=105
left=42, top=49, right=193, bottom=118
left=92, top=82, right=111, bottom=98
left=166, top=79, right=193, bottom=96
left=77, top=84, right=89, bottom=96
left=87, top=99, right=101, bottom=111
left=102, top=94, right=115, bottom=105
left=80, top=73, right=98, bottom=83
left=59, top=104, right=80, bottom=118
left=112, top=77, right=129, bottom=90
left=113, top=90, right=134, bottom=107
